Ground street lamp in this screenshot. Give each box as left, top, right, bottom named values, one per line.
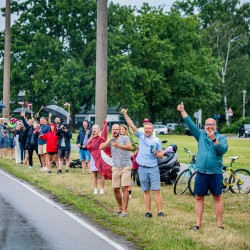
left=243, top=90, right=247, bottom=119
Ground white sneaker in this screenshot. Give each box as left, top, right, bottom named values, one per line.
left=100, top=189, right=104, bottom=194
left=43, top=167, right=48, bottom=172
left=39, top=167, right=44, bottom=171
left=28, top=166, right=32, bottom=169
left=93, top=189, right=98, bottom=195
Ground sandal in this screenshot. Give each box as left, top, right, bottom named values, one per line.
left=218, top=226, right=224, bottom=230
left=114, top=211, right=122, bottom=215
left=189, top=225, right=200, bottom=231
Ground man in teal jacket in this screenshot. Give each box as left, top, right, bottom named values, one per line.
left=177, top=102, right=228, bottom=231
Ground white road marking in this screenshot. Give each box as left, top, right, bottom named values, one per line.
left=0, top=169, right=127, bottom=250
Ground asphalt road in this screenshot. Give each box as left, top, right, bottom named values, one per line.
left=0, top=170, right=136, bottom=250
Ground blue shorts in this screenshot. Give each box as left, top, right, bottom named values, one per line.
left=0, top=137, right=8, bottom=149
left=138, top=165, right=161, bottom=191
left=194, top=171, right=223, bottom=196
left=79, top=149, right=91, bottom=162
left=8, top=138, right=14, bottom=148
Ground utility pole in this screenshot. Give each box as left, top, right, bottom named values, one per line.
left=95, top=0, right=108, bottom=128
left=243, top=90, right=247, bottom=119
left=2, top=0, right=11, bottom=117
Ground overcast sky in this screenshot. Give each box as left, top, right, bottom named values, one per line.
left=0, top=0, right=176, bottom=31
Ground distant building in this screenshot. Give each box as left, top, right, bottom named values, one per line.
left=75, top=106, right=120, bottom=129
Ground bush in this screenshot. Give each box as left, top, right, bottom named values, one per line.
left=174, top=125, right=185, bottom=134
left=220, top=117, right=250, bottom=134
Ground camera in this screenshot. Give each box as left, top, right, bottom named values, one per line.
left=61, top=125, right=66, bottom=130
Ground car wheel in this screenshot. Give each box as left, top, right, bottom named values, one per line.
left=244, top=133, right=247, bottom=138
left=238, top=133, right=241, bottom=138
left=159, top=132, right=164, bottom=135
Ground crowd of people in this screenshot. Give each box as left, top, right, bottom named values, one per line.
left=0, top=102, right=228, bottom=229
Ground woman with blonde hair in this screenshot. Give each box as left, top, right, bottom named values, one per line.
left=85, top=124, right=105, bottom=194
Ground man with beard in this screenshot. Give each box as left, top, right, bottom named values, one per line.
left=100, top=124, right=132, bottom=217
left=177, top=102, right=228, bottom=231
left=121, top=109, right=164, bottom=218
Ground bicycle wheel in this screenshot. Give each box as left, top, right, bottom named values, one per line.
left=229, top=168, right=250, bottom=194
left=174, top=169, right=191, bottom=194
left=188, top=171, right=196, bottom=196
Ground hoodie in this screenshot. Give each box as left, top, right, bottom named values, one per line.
left=40, top=124, right=59, bottom=153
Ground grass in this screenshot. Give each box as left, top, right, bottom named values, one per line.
left=0, top=134, right=249, bottom=250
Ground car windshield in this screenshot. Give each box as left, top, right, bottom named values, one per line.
left=244, top=124, right=250, bottom=129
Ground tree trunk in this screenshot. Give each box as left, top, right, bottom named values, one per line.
left=95, top=0, right=108, bottom=129
left=2, top=0, right=11, bottom=117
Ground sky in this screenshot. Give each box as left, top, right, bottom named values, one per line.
left=0, top=0, right=176, bottom=31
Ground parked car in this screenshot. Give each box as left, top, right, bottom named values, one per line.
left=166, top=123, right=178, bottom=132
left=238, top=124, right=250, bottom=138
left=154, top=125, right=168, bottom=135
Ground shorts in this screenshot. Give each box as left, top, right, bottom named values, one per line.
left=79, top=149, right=91, bottom=161
left=47, top=152, right=58, bottom=156
left=58, top=148, right=70, bottom=159
left=112, top=166, right=132, bottom=188
left=194, top=171, right=223, bottom=196
left=0, top=137, right=8, bottom=149
left=138, top=165, right=161, bottom=192
left=38, top=144, right=47, bottom=154
left=8, top=138, right=14, bottom=148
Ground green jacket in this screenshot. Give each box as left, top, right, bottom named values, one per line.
left=184, top=116, right=228, bottom=174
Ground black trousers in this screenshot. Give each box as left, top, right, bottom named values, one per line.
left=28, top=144, right=41, bottom=167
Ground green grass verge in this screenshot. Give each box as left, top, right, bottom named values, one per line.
left=0, top=135, right=249, bottom=250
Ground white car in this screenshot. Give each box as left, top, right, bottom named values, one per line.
left=154, top=125, right=168, bottom=135
left=166, top=123, right=178, bottom=132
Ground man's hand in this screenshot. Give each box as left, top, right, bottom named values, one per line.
left=20, top=112, right=25, bottom=117
left=206, top=128, right=216, bottom=141
left=49, top=113, right=52, bottom=117
left=77, top=143, right=81, bottom=148
left=177, top=102, right=184, bottom=112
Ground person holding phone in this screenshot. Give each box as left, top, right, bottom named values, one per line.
left=177, top=101, right=228, bottom=231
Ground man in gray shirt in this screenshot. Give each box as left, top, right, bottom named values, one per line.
left=100, top=124, right=132, bottom=217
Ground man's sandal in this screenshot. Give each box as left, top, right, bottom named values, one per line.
left=189, top=225, right=200, bottom=231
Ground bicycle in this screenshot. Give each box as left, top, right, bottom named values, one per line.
left=188, top=156, right=250, bottom=196
left=173, top=148, right=196, bottom=195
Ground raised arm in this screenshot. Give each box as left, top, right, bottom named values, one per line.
left=177, top=101, right=188, bottom=118
left=120, top=109, right=138, bottom=134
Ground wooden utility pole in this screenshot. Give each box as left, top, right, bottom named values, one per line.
left=2, top=0, right=11, bottom=116
left=95, top=0, right=108, bottom=128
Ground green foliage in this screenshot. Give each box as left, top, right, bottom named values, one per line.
left=221, top=116, right=250, bottom=133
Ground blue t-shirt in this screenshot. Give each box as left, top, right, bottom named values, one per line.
left=38, top=124, right=50, bottom=145
left=135, top=131, right=162, bottom=167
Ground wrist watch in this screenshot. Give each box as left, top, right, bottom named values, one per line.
left=212, top=138, right=217, bottom=142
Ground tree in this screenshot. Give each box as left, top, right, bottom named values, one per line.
left=174, top=0, right=250, bottom=123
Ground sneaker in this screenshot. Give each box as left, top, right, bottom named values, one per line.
left=190, top=225, right=200, bottom=231
left=145, top=212, right=152, bottom=218
left=93, top=189, right=98, bottom=195
left=48, top=171, right=51, bottom=174
left=157, top=212, right=165, bottom=217
left=66, top=169, right=69, bottom=173
left=57, top=169, right=62, bottom=174
left=120, top=213, right=128, bottom=217
left=129, top=194, right=132, bottom=199
left=43, top=167, right=48, bottom=172
left=28, top=166, right=32, bottom=169
left=39, top=167, right=44, bottom=171
left=99, top=189, right=104, bottom=194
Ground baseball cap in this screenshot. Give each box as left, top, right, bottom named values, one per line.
left=143, top=118, right=150, bottom=123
